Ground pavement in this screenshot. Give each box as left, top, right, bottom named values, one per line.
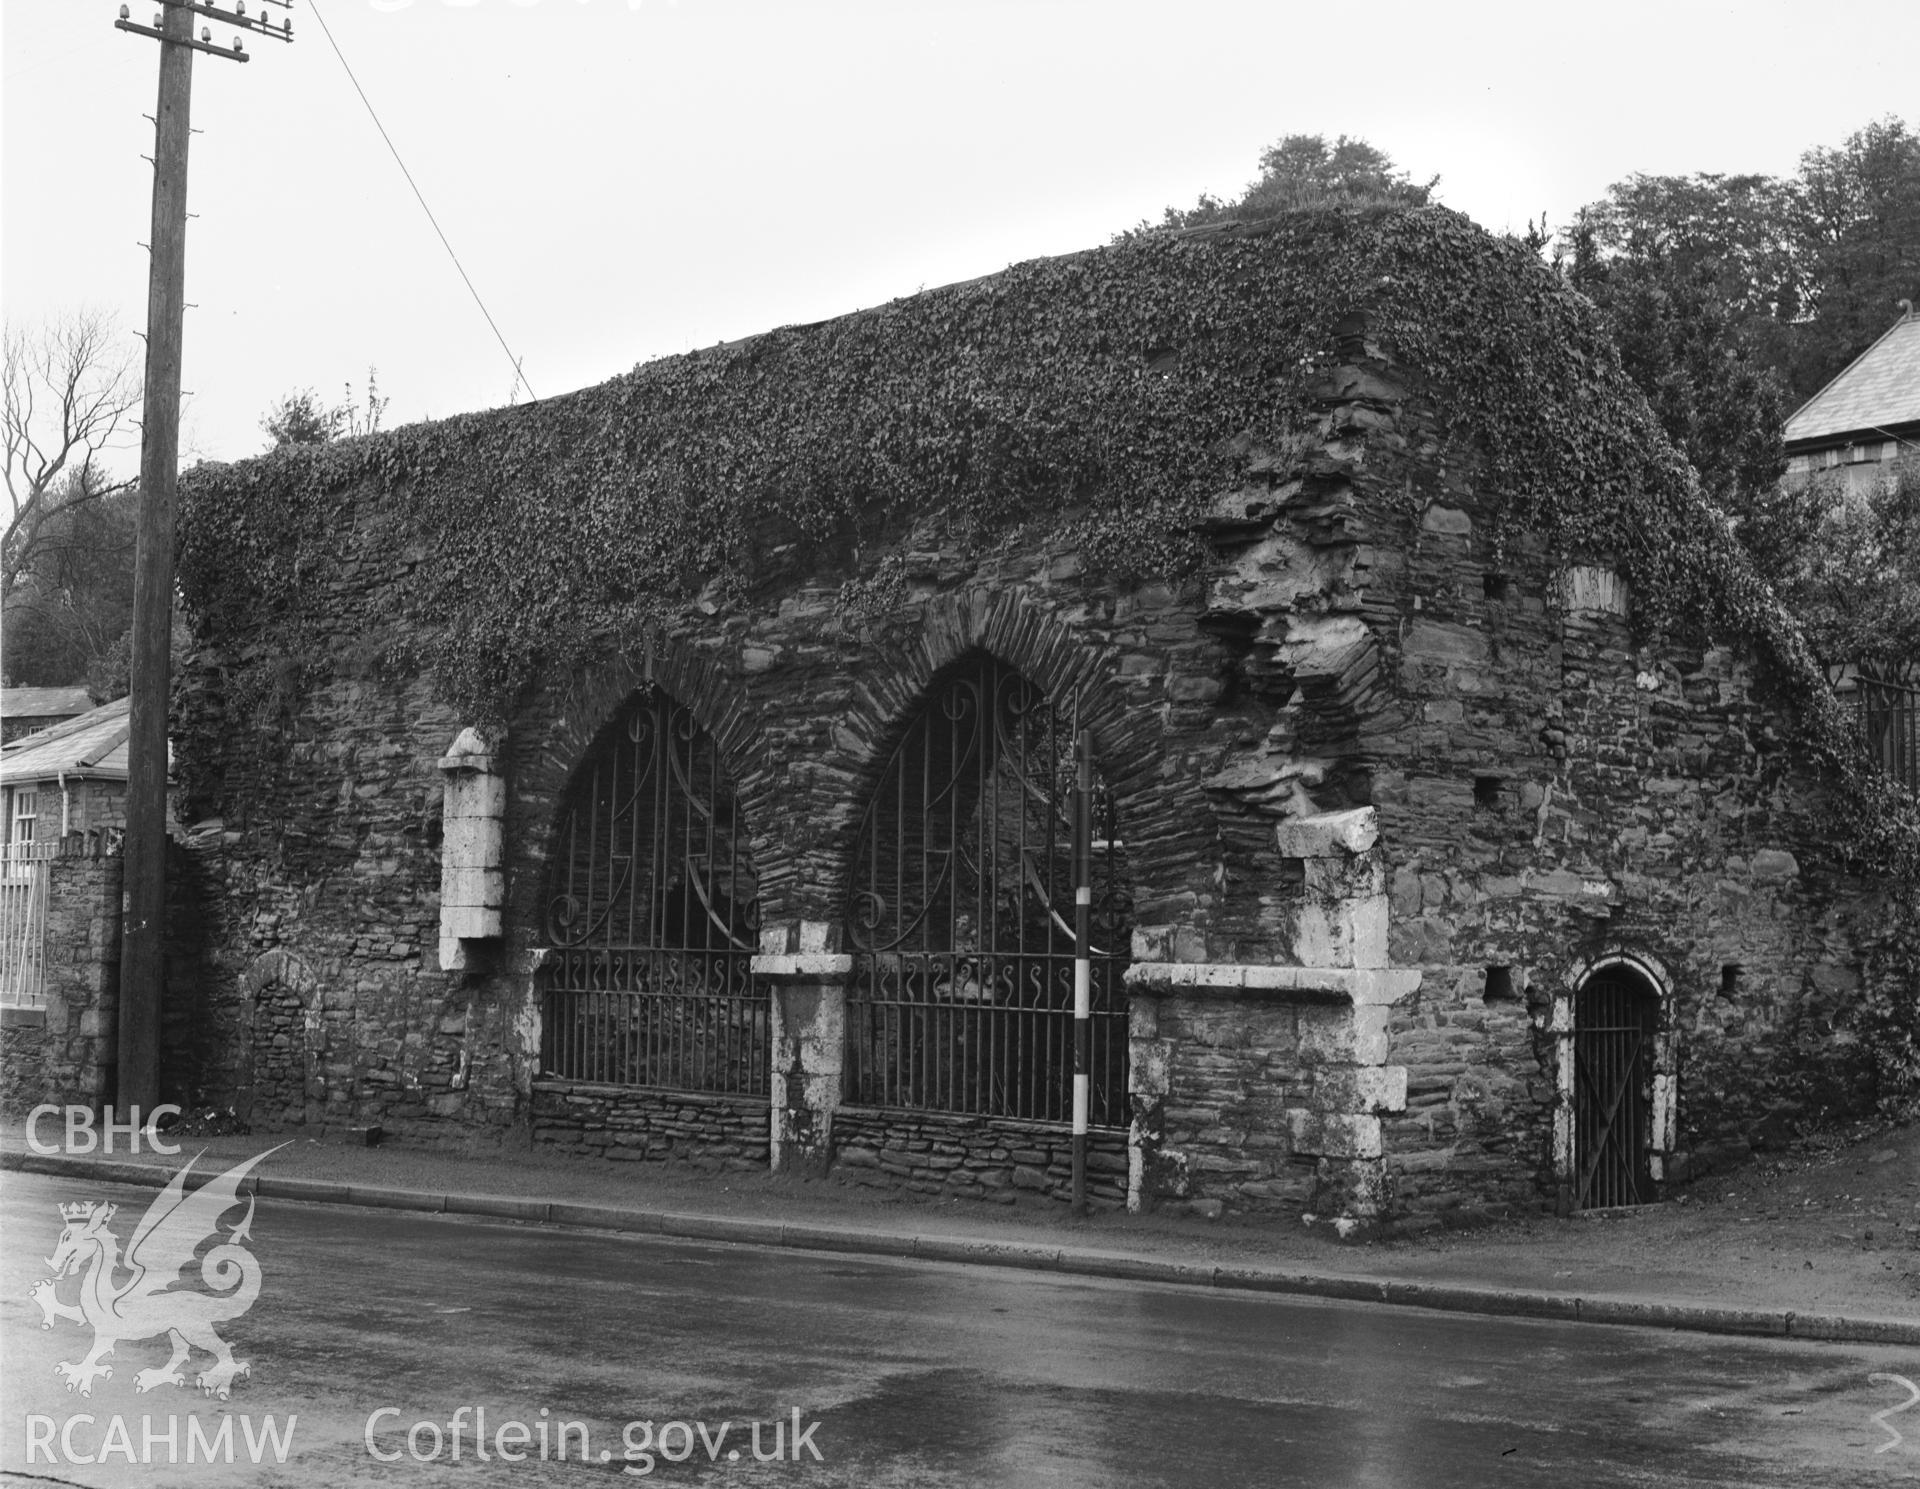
left=4, top=1115, right=1916, bottom=1347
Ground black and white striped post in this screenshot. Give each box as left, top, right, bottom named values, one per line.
left=1071, top=727, right=1094, bottom=1214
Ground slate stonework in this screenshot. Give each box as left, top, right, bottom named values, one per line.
left=156, top=310, right=1914, bottom=1225
left=531, top=1084, right=768, bottom=1168
left=828, top=1106, right=1129, bottom=1208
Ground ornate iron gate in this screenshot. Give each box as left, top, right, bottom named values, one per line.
left=541, top=687, right=767, bottom=1095
left=844, top=656, right=1131, bottom=1125
left=1573, top=971, right=1657, bottom=1208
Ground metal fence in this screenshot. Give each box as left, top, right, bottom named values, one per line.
left=542, top=947, right=767, bottom=1093
left=1858, top=663, right=1920, bottom=796
left=0, top=842, right=54, bottom=1008
left=844, top=656, right=1132, bottom=1127
left=847, top=948, right=1130, bottom=1124
left=539, top=687, right=769, bottom=1097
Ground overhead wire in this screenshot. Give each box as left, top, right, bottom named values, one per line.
left=305, top=0, right=535, bottom=403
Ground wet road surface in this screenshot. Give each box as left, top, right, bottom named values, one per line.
left=2, top=1167, right=1916, bottom=1487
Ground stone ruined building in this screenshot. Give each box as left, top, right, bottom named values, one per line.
left=160, top=211, right=1915, bottom=1232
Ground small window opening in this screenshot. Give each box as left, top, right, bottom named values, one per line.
left=1473, top=775, right=1502, bottom=811
left=1483, top=965, right=1516, bottom=1003
left=1720, top=964, right=1742, bottom=997
left=1483, top=573, right=1511, bottom=602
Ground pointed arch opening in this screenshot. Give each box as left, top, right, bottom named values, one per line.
left=843, top=653, right=1133, bottom=1125
left=1569, top=959, right=1663, bottom=1209
left=539, top=685, right=767, bottom=1095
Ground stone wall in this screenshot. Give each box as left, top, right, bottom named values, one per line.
left=829, top=1106, right=1129, bottom=1207
left=1135, top=991, right=1314, bottom=1216
left=1355, top=470, right=1896, bottom=1215
left=163, top=302, right=1911, bottom=1225
left=71, top=780, right=126, bottom=840
left=0, top=840, right=122, bottom=1112
left=531, top=1083, right=768, bottom=1169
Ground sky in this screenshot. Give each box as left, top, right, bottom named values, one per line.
left=2, top=0, right=1915, bottom=472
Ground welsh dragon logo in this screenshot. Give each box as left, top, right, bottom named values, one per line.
left=30, top=1147, right=285, bottom=1400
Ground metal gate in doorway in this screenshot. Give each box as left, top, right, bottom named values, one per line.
left=1573, top=970, right=1658, bottom=1208
left=844, top=656, right=1132, bottom=1126
left=541, top=687, right=768, bottom=1095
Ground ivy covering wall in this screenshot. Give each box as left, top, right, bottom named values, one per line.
left=176, top=206, right=1916, bottom=876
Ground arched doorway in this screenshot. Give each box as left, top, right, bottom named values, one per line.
left=1571, top=962, right=1662, bottom=1209
left=240, top=949, right=322, bottom=1130
left=843, top=654, right=1132, bottom=1125
left=540, top=686, right=766, bottom=1095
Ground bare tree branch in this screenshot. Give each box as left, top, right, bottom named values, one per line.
left=3, top=312, right=140, bottom=597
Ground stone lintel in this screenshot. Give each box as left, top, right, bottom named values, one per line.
left=751, top=953, right=854, bottom=984
left=1124, top=961, right=1421, bottom=1005
left=1274, top=806, right=1379, bottom=858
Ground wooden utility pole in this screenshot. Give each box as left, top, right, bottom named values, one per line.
left=113, top=0, right=292, bottom=1116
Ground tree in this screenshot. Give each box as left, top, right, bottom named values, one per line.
left=1560, top=116, right=1919, bottom=405
left=3, top=312, right=139, bottom=600
left=1552, top=117, right=1920, bottom=587
left=0, top=470, right=138, bottom=692
left=261, top=368, right=389, bottom=450
left=2, top=314, right=141, bottom=690
left=260, top=388, right=341, bottom=448
left=1789, top=116, right=1920, bottom=398
left=1556, top=204, right=1811, bottom=582
left=1135, top=133, right=1437, bottom=235
left=1787, top=456, right=1920, bottom=673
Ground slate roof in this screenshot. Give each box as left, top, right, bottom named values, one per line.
left=0, top=686, right=94, bottom=724
left=0, top=696, right=131, bottom=784
left=1784, top=313, right=1920, bottom=448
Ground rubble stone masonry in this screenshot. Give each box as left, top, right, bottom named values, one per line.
left=0, top=840, right=122, bottom=1111
left=160, top=312, right=1910, bottom=1227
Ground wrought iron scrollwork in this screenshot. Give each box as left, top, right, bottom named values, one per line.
left=540, top=686, right=766, bottom=1096
left=844, top=655, right=1132, bottom=1126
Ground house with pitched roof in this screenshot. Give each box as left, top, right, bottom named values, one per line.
left=1783, top=305, right=1920, bottom=498
left=0, top=696, right=132, bottom=858
left=0, top=686, right=96, bottom=746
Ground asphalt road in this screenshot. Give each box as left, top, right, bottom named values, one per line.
left=2, top=1166, right=1917, bottom=1488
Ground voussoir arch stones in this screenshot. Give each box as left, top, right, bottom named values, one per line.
left=239, top=949, right=325, bottom=1130
left=241, top=948, right=323, bottom=1001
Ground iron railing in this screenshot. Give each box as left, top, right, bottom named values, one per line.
left=844, top=656, right=1132, bottom=1126
left=0, top=851, right=49, bottom=1008
left=1858, top=661, right=1920, bottom=796
left=543, top=948, right=766, bottom=1093
left=540, top=687, right=768, bottom=1096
